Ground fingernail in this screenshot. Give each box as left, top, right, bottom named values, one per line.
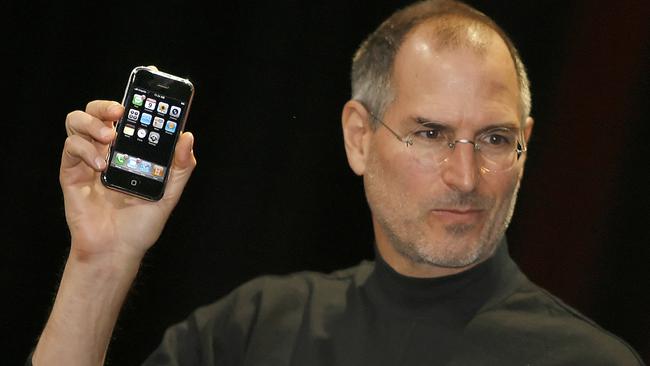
left=95, top=157, right=106, bottom=169
left=108, top=103, right=123, bottom=114
left=101, top=127, right=114, bottom=138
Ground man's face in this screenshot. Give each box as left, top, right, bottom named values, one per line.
left=363, top=26, right=532, bottom=277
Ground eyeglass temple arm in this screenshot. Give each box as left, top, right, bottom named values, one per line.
left=368, top=111, right=412, bottom=146
left=516, top=138, right=527, bottom=159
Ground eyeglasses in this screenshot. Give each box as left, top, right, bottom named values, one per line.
left=369, top=111, right=527, bottom=173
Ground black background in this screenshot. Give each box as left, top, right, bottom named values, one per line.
left=5, top=1, right=649, bottom=364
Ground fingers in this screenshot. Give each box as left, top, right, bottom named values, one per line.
left=65, top=110, right=117, bottom=144
left=62, top=134, right=107, bottom=171
left=85, top=100, right=124, bottom=124
left=62, top=100, right=123, bottom=174
left=66, top=100, right=122, bottom=145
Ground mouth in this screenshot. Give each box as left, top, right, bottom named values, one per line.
left=430, top=208, right=484, bottom=224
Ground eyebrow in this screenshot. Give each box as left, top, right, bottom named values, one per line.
left=410, top=116, right=450, bottom=131
left=409, top=115, right=519, bottom=134
left=476, top=123, right=520, bottom=135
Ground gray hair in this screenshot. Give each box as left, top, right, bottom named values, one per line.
left=351, top=0, right=531, bottom=125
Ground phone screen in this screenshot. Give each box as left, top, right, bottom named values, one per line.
left=102, top=67, right=194, bottom=201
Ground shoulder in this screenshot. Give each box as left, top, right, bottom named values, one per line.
left=193, top=260, right=374, bottom=325
left=468, top=277, right=645, bottom=365
left=234, top=260, right=374, bottom=298
left=156, top=261, right=375, bottom=364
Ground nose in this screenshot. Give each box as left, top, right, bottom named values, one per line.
left=440, top=140, right=480, bottom=193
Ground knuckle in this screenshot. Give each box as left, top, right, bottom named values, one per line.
left=63, top=136, right=75, bottom=152
left=65, top=110, right=89, bottom=133
left=65, top=110, right=82, bottom=124
left=85, top=100, right=97, bottom=112
left=65, top=110, right=78, bottom=122
left=86, top=99, right=113, bottom=116
left=64, top=134, right=84, bottom=151
left=65, top=134, right=79, bottom=145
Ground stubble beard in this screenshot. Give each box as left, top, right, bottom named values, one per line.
left=365, top=152, right=522, bottom=269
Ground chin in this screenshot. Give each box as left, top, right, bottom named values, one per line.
left=415, top=242, right=485, bottom=268
left=407, top=224, right=499, bottom=268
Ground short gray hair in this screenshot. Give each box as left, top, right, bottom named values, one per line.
left=351, top=0, right=531, bottom=125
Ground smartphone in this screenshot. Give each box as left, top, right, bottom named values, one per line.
left=101, top=66, right=194, bottom=201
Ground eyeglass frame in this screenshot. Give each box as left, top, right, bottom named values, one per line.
left=366, top=109, right=528, bottom=172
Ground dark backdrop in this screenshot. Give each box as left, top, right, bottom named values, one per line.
left=5, top=1, right=649, bottom=364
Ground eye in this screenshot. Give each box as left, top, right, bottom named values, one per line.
left=487, top=134, right=509, bottom=145
left=480, top=130, right=515, bottom=146
left=414, top=128, right=443, bottom=140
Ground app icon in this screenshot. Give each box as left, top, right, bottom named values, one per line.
left=165, top=120, right=177, bottom=133
left=132, top=94, right=144, bottom=107
left=157, top=102, right=169, bottom=115
left=169, top=106, right=181, bottom=118
left=128, top=108, right=140, bottom=121
left=148, top=131, right=160, bottom=145
left=114, top=153, right=127, bottom=166
left=127, top=157, right=139, bottom=169
left=137, top=128, right=147, bottom=139
left=139, top=160, right=152, bottom=174
left=153, top=117, right=164, bottom=129
left=153, top=165, right=164, bottom=177
left=145, top=98, right=157, bottom=110
left=123, top=124, right=135, bottom=136
left=140, top=112, right=152, bottom=125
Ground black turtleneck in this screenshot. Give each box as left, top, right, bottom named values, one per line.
left=294, top=238, right=519, bottom=366
left=135, top=237, right=644, bottom=366
left=26, top=237, right=643, bottom=365
left=367, top=238, right=513, bottom=319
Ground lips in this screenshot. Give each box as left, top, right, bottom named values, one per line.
left=430, top=208, right=484, bottom=223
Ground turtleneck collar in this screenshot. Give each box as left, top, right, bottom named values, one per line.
left=363, top=237, right=518, bottom=322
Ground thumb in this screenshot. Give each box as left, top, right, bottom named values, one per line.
left=173, top=132, right=196, bottom=169
left=160, top=132, right=197, bottom=203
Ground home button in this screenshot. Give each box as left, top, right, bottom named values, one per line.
left=130, top=179, right=139, bottom=186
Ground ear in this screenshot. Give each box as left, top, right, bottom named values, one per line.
left=523, top=116, right=534, bottom=144
left=517, top=116, right=534, bottom=169
left=341, top=100, right=374, bottom=176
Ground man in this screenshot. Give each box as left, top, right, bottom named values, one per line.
left=30, top=0, right=644, bottom=365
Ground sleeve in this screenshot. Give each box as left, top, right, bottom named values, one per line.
left=141, top=279, right=265, bottom=366
left=26, top=275, right=306, bottom=366
left=22, top=295, right=247, bottom=366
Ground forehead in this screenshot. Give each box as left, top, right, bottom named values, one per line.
left=389, top=20, right=520, bottom=125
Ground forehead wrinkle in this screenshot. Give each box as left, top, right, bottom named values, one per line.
left=390, top=20, right=521, bottom=132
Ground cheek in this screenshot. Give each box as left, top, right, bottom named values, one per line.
left=487, top=172, right=520, bottom=208
left=402, top=157, right=436, bottom=188
left=383, top=151, right=439, bottom=200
